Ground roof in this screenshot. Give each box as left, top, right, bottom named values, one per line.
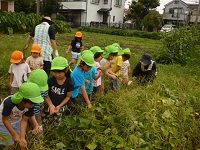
left=97, top=8, right=112, bottom=13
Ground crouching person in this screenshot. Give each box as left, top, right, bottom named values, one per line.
left=0, top=82, right=44, bottom=149
left=132, top=53, right=157, bottom=84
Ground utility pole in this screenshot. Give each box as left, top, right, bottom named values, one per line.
left=195, top=0, right=200, bottom=24
left=36, top=0, right=40, bottom=15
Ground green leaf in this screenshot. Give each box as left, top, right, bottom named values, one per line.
left=56, top=142, right=66, bottom=150
left=87, top=142, right=97, bottom=150
left=162, top=110, right=171, bottom=119
left=78, top=117, right=91, bottom=128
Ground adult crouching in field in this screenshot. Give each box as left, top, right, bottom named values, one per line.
left=132, top=53, right=157, bottom=84
left=24, top=16, right=59, bottom=76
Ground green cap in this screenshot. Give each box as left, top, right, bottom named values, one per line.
left=90, top=46, right=104, bottom=54
left=112, top=43, right=124, bottom=55
left=51, top=56, right=69, bottom=70
left=102, top=45, right=118, bottom=59
left=79, top=51, right=95, bottom=66
left=28, top=69, right=48, bottom=92
left=82, top=50, right=94, bottom=56
left=11, top=82, right=44, bottom=104
left=123, top=48, right=131, bottom=55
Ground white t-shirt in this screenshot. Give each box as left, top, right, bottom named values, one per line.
left=100, top=58, right=109, bottom=67
left=26, top=56, right=43, bottom=70
left=0, top=96, right=30, bottom=125
left=8, top=63, right=31, bottom=87
left=121, top=60, right=130, bottom=76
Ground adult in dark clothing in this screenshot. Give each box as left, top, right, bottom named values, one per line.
left=24, top=16, right=59, bottom=76
left=132, top=53, right=157, bottom=83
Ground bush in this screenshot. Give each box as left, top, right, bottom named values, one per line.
left=155, top=26, right=199, bottom=66
left=0, top=11, right=71, bottom=34
left=79, top=27, right=162, bottom=40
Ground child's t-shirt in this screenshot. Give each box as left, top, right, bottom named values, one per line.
left=8, top=63, right=31, bottom=87
left=0, top=96, right=34, bottom=125
left=71, top=40, right=83, bottom=53
left=26, top=56, right=44, bottom=70
left=121, top=60, right=130, bottom=76
left=71, top=66, right=85, bottom=98
left=111, top=55, right=123, bottom=76
left=93, top=61, right=101, bottom=87
left=79, top=67, right=98, bottom=94
left=48, top=76, right=74, bottom=107
left=100, top=58, right=109, bottom=67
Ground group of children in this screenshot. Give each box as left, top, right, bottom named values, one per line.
left=0, top=31, right=157, bottom=149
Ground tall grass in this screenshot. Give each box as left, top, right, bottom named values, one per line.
left=0, top=31, right=200, bottom=149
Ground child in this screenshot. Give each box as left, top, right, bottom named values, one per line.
left=66, top=31, right=84, bottom=67
left=90, top=46, right=104, bottom=94
left=78, top=50, right=101, bottom=101
left=0, top=82, right=44, bottom=149
left=132, top=53, right=157, bottom=83
left=27, top=69, right=48, bottom=137
left=70, top=51, right=95, bottom=112
left=121, top=48, right=131, bottom=84
left=99, top=45, right=118, bottom=93
left=41, top=56, right=74, bottom=128
left=110, top=43, right=124, bottom=91
left=8, top=50, right=31, bottom=94
left=26, top=44, right=44, bottom=70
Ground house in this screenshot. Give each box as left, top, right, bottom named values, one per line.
left=162, top=0, right=199, bottom=27
left=0, top=0, right=15, bottom=12
left=60, top=0, right=125, bottom=27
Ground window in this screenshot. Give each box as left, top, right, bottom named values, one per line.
left=104, top=0, right=108, bottom=4
left=115, top=0, right=122, bottom=6
left=91, top=0, right=100, bottom=4
left=173, top=8, right=182, bottom=18
left=113, top=16, right=115, bottom=22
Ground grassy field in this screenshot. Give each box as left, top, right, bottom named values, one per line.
left=0, top=31, right=200, bottom=149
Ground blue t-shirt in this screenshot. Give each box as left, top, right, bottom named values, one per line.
left=71, top=66, right=85, bottom=98
left=79, top=67, right=98, bottom=94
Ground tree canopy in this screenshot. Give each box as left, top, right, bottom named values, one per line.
left=126, top=0, right=160, bottom=27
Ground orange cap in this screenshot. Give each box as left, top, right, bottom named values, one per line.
left=10, top=50, right=23, bottom=63
left=75, top=31, right=83, bottom=38
left=31, top=44, right=41, bottom=53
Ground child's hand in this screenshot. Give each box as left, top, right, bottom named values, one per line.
left=32, top=124, right=41, bottom=135
left=19, top=138, right=27, bottom=148
left=12, top=134, right=20, bottom=143
left=87, top=103, right=92, bottom=109
left=111, top=75, right=117, bottom=80
left=54, top=105, right=61, bottom=113
left=85, top=80, right=90, bottom=84
left=48, top=105, right=56, bottom=115
left=66, top=51, right=69, bottom=54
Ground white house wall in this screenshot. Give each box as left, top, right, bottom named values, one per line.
left=0, top=1, right=15, bottom=12
left=86, top=3, right=102, bottom=22
left=110, top=3, right=125, bottom=23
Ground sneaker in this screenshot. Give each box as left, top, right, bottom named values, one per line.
left=127, top=80, right=132, bottom=85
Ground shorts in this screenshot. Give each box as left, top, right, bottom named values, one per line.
left=71, top=52, right=81, bottom=59
left=11, top=87, right=19, bottom=95
left=109, top=79, right=119, bottom=91
left=0, top=122, right=20, bottom=146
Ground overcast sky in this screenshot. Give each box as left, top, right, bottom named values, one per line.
left=157, top=0, right=199, bottom=14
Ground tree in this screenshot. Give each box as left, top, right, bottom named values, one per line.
left=15, top=0, right=36, bottom=14
left=126, top=0, right=160, bottom=28
left=41, top=0, right=62, bottom=16
left=142, top=10, right=162, bottom=31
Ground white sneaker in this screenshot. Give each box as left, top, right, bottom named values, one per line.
left=127, top=80, right=132, bottom=85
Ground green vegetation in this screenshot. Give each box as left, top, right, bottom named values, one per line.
left=80, top=27, right=162, bottom=40
left=0, top=31, right=199, bottom=149
left=0, top=11, right=71, bottom=34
